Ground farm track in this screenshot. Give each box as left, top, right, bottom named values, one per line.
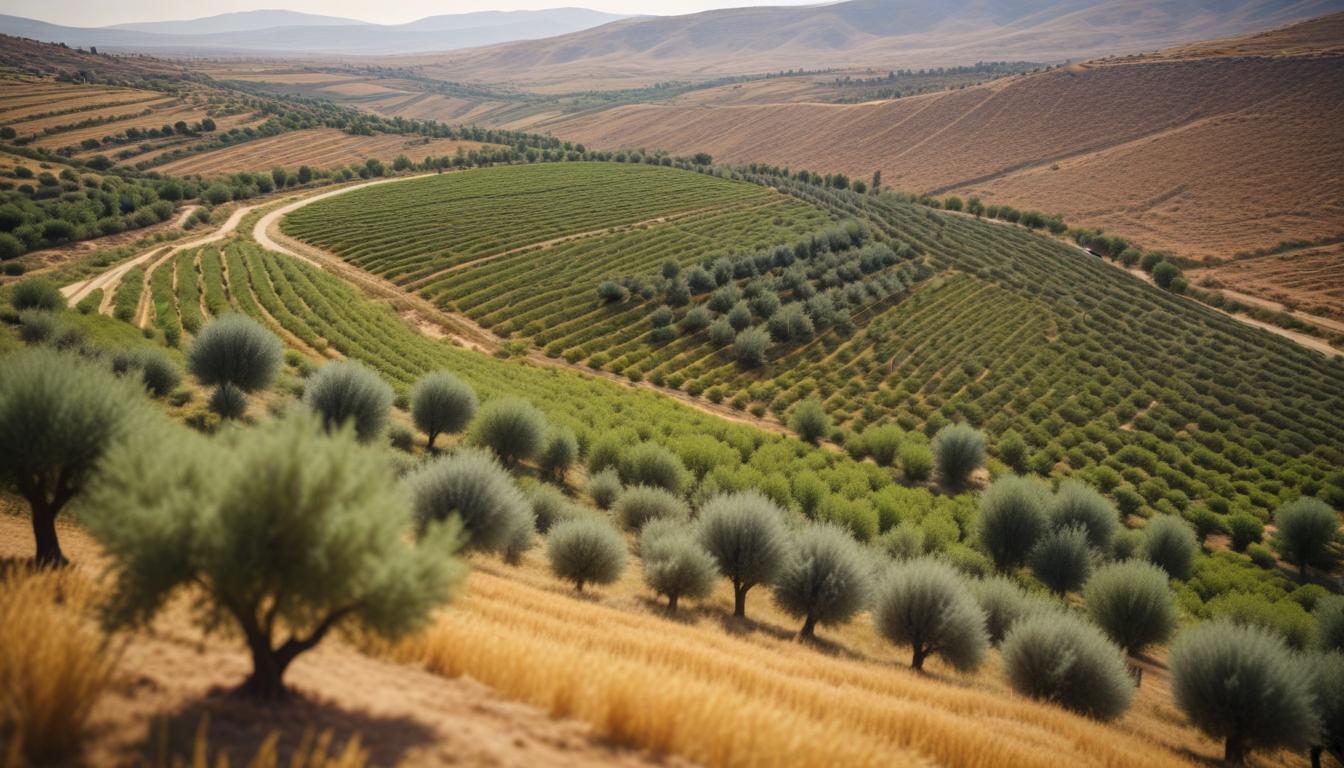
left=62, top=204, right=255, bottom=311
left=250, top=174, right=804, bottom=438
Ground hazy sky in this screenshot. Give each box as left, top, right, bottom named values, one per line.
left=8, top=0, right=824, bottom=27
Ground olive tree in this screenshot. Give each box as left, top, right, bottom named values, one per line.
left=1047, top=480, right=1119, bottom=550
left=733, top=326, right=771, bottom=368
left=641, top=527, right=718, bottom=611
left=977, top=475, right=1049, bottom=572
left=1305, top=651, right=1344, bottom=768
left=0, top=349, right=145, bottom=566
left=698, top=491, right=790, bottom=618
left=1028, top=524, right=1092, bottom=595
left=538, top=427, right=578, bottom=484
left=618, top=441, right=689, bottom=495
left=969, top=576, right=1046, bottom=645
left=304, top=361, right=393, bottom=443
left=873, top=557, right=988, bottom=671
left=188, top=314, right=282, bottom=417
left=407, top=447, right=533, bottom=555
left=931, top=424, right=985, bottom=489
left=1143, top=514, right=1197, bottom=580
left=1312, top=595, right=1344, bottom=653
left=85, top=412, right=466, bottom=700
left=615, top=485, right=689, bottom=531
left=1001, top=611, right=1135, bottom=721
left=1169, top=620, right=1318, bottom=764
left=773, top=524, right=872, bottom=639
left=587, top=467, right=622, bottom=509
left=1084, top=559, right=1176, bottom=657
left=1273, top=497, right=1339, bottom=582
left=471, top=397, right=545, bottom=468
left=789, top=399, right=831, bottom=445
left=547, top=517, right=627, bottom=592
left=411, top=371, right=477, bottom=450
left=9, top=278, right=62, bottom=311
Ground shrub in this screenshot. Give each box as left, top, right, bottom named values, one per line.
left=539, top=427, right=578, bottom=483
left=587, top=436, right=624, bottom=474
left=1028, top=524, right=1092, bottom=595
left=86, top=412, right=465, bottom=700
left=618, top=441, right=689, bottom=495
left=1152, top=261, right=1182, bottom=289
left=389, top=424, right=415, bottom=451
left=1143, top=515, right=1197, bottom=580
left=17, top=309, right=57, bottom=343
left=774, top=525, right=872, bottom=639
left=411, top=371, right=477, bottom=450
left=899, top=443, right=933, bottom=482
left=1204, top=591, right=1313, bottom=649
left=1314, top=595, right=1344, bottom=652
left=9, top=278, right=62, bottom=311
left=587, top=467, right=622, bottom=509
left=708, top=318, right=735, bottom=346
left=597, top=280, right=627, bottom=303
left=0, top=569, right=116, bottom=764
left=547, top=517, right=627, bottom=592
left=931, top=423, right=985, bottom=489
left=1002, top=611, right=1134, bottom=720
left=131, top=348, right=180, bottom=397
left=471, top=397, right=545, bottom=467
left=0, top=349, right=143, bottom=565
left=641, top=529, right=718, bottom=610
left=1272, top=497, right=1339, bottom=581
left=1047, top=480, right=1118, bottom=550
left=790, top=398, right=830, bottom=445
left=1304, top=651, right=1344, bottom=765
left=527, top=483, right=577, bottom=534
left=970, top=576, right=1044, bottom=645
left=304, top=361, right=393, bottom=443
left=502, top=513, right=537, bottom=566
left=698, top=491, right=790, bottom=618
left=997, top=430, right=1028, bottom=473
left=615, top=485, right=690, bottom=531
left=1247, top=543, right=1277, bottom=569
left=1084, top=560, right=1176, bottom=655
left=208, top=382, right=246, bottom=419
left=873, top=558, right=988, bottom=671
left=733, top=326, right=771, bottom=368
left=863, top=424, right=903, bottom=467
left=408, top=447, right=532, bottom=555
left=188, top=314, right=283, bottom=393
left=878, top=522, right=925, bottom=561
left=1225, top=512, right=1263, bottom=552
left=1169, top=621, right=1318, bottom=763
left=977, top=475, right=1049, bottom=572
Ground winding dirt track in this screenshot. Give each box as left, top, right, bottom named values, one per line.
left=62, top=204, right=255, bottom=309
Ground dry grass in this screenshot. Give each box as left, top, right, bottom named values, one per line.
left=154, top=129, right=496, bottom=175
left=142, top=717, right=369, bottom=768
left=392, top=555, right=1195, bottom=768
left=0, top=566, right=117, bottom=765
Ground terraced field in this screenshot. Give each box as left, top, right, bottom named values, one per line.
left=285, top=163, right=1344, bottom=526
left=154, top=128, right=498, bottom=175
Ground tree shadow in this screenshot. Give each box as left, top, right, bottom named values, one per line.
left=138, top=686, right=438, bottom=767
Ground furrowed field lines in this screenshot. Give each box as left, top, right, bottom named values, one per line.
left=281, top=163, right=770, bottom=283
left=393, top=564, right=1189, bottom=768
left=284, top=163, right=1344, bottom=525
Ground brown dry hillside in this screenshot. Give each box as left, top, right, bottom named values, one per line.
left=403, top=0, right=1344, bottom=91
left=155, top=128, right=495, bottom=175
left=536, top=14, right=1344, bottom=267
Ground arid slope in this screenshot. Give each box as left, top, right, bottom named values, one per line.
left=536, top=14, right=1344, bottom=265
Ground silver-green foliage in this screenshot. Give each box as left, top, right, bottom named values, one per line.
left=641, top=526, right=718, bottom=610
left=1304, top=651, right=1344, bottom=761
left=0, top=348, right=145, bottom=565
left=411, top=371, right=477, bottom=449
left=873, top=557, right=988, bottom=671
left=1272, top=497, right=1339, bottom=580
left=188, top=314, right=283, bottom=392
left=930, top=423, right=985, bottom=489
left=547, top=516, right=627, bottom=592
left=1001, top=611, right=1135, bottom=721
left=85, top=412, right=466, bottom=699
left=773, top=524, right=872, bottom=638
left=1083, top=559, right=1176, bottom=655
left=1169, top=620, right=1318, bottom=763
left=697, top=491, right=790, bottom=618
left=618, top=441, right=689, bottom=496
left=587, top=467, right=622, bottom=509
left=408, top=447, right=532, bottom=555
left=1047, top=480, right=1119, bottom=550
left=1142, top=514, right=1197, bottom=581
left=615, top=485, right=690, bottom=531
left=977, top=475, right=1048, bottom=572
left=1314, top=595, right=1344, bottom=653
left=304, top=360, right=393, bottom=443
left=970, top=575, right=1047, bottom=646
left=1028, top=524, right=1093, bottom=595
left=470, top=397, right=545, bottom=467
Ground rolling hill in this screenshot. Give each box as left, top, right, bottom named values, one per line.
left=407, top=0, right=1344, bottom=90
left=0, top=8, right=629, bottom=56
left=529, top=13, right=1344, bottom=279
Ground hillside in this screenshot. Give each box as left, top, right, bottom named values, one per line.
left=405, top=0, right=1344, bottom=90
left=529, top=13, right=1344, bottom=277
left=0, top=8, right=629, bottom=56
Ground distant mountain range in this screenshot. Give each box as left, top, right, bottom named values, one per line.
left=412, top=0, right=1344, bottom=88
left=0, top=8, right=630, bottom=56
